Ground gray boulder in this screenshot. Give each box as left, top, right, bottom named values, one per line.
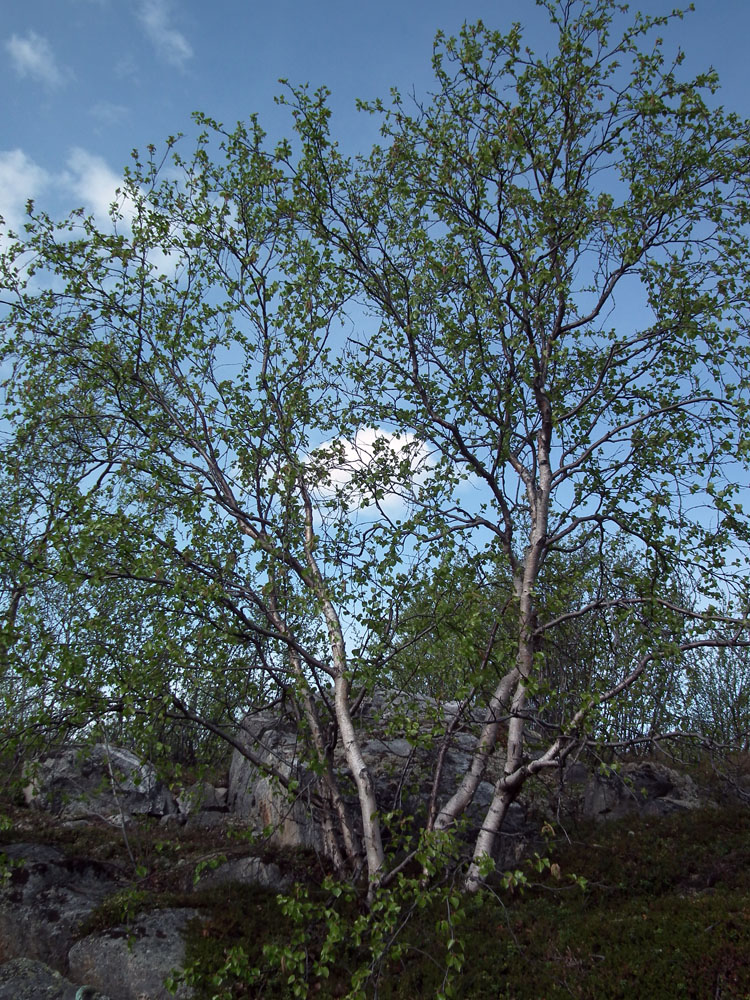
left=68, top=908, right=200, bottom=1000
left=24, top=745, right=177, bottom=822
left=228, top=711, right=328, bottom=853
left=174, top=781, right=231, bottom=831
left=0, top=844, right=119, bottom=971
left=227, top=691, right=507, bottom=859
left=0, top=957, right=110, bottom=1000
left=177, top=781, right=227, bottom=816
left=194, top=854, right=290, bottom=892
left=227, top=696, right=727, bottom=866
left=580, top=761, right=704, bottom=822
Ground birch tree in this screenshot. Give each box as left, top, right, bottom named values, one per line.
left=2, top=0, right=750, bottom=918
left=0, top=120, right=394, bottom=891
left=291, top=0, right=750, bottom=887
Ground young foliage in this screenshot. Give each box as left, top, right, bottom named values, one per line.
left=1, top=1, right=749, bottom=965
left=290, top=0, right=750, bottom=886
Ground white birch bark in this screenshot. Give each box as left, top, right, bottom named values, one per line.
left=465, top=393, right=553, bottom=891
left=298, top=480, right=386, bottom=892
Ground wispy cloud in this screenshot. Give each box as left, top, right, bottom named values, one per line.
left=1, top=146, right=131, bottom=228
left=5, top=31, right=68, bottom=88
left=63, top=149, right=178, bottom=275
left=0, top=148, right=129, bottom=231
left=137, top=0, right=193, bottom=68
left=90, top=101, right=130, bottom=127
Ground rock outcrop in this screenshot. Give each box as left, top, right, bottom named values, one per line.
left=68, top=908, right=200, bottom=1000
left=579, top=761, right=703, bottom=822
left=228, top=691, right=523, bottom=860
left=0, top=957, right=110, bottom=1000
left=194, top=855, right=290, bottom=892
left=0, top=844, right=119, bottom=970
left=24, top=745, right=177, bottom=822
left=228, top=692, right=735, bottom=865
left=0, top=839, right=282, bottom=1000
left=1, top=724, right=744, bottom=998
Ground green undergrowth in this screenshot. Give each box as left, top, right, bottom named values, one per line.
left=1, top=802, right=749, bottom=997
left=172, top=806, right=750, bottom=999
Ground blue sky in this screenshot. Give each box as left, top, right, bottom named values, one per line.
left=2, top=0, right=750, bottom=234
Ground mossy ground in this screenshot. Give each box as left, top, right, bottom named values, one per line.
left=168, top=806, right=750, bottom=999
left=1, top=800, right=748, bottom=998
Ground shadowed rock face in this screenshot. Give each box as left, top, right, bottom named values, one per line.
left=580, top=761, right=703, bottom=822
left=0, top=957, right=110, bottom=1000
left=227, top=692, right=517, bottom=860
left=227, top=694, right=727, bottom=864
left=68, top=908, right=200, bottom=1000
left=0, top=838, right=286, bottom=1000
left=23, top=745, right=177, bottom=822
left=0, top=844, right=119, bottom=970
left=193, top=855, right=290, bottom=893
left=0, top=845, right=200, bottom=999
left=0, top=732, right=740, bottom=998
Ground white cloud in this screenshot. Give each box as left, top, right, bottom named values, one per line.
left=2, top=146, right=136, bottom=229
left=0, top=144, right=185, bottom=290
left=63, top=149, right=181, bottom=275
left=0, top=149, right=50, bottom=235
left=309, top=429, right=433, bottom=515
left=5, top=31, right=67, bottom=88
left=137, top=0, right=193, bottom=68
left=62, top=148, right=135, bottom=222
left=0, top=146, right=133, bottom=261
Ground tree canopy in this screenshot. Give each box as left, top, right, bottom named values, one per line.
left=2, top=0, right=750, bottom=924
